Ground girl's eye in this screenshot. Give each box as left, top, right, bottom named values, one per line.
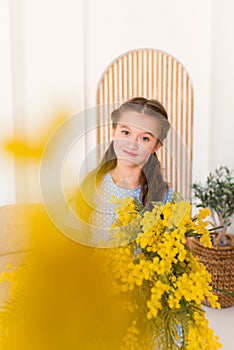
left=122, top=130, right=130, bottom=136
left=141, top=136, right=150, bottom=142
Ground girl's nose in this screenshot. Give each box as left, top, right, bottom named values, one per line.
left=128, top=139, right=139, bottom=150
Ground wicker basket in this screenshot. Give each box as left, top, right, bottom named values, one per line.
left=189, top=233, right=234, bottom=308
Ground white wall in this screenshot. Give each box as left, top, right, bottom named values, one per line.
left=0, top=0, right=15, bottom=205
left=1, top=0, right=234, bottom=205
left=209, top=0, right=234, bottom=172
left=7, top=0, right=85, bottom=202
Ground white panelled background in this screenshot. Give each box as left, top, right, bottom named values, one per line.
left=0, top=0, right=15, bottom=204
left=1, top=0, right=234, bottom=205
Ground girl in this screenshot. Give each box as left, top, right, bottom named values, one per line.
left=75, top=97, right=172, bottom=244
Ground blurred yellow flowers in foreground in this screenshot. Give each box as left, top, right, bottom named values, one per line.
left=0, top=205, right=130, bottom=350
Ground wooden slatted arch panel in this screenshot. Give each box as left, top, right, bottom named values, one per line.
left=96, top=49, right=194, bottom=200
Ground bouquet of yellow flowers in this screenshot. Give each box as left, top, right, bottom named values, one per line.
left=106, top=197, right=222, bottom=350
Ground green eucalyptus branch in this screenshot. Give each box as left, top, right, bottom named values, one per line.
left=192, top=166, right=234, bottom=231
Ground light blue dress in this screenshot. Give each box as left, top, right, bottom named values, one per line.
left=90, top=172, right=173, bottom=243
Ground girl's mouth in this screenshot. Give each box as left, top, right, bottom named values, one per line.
left=123, top=150, right=138, bottom=157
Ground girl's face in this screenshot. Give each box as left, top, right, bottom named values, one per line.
left=112, top=110, right=161, bottom=167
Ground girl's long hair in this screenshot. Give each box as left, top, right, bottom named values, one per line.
left=76, top=97, right=170, bottom=221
